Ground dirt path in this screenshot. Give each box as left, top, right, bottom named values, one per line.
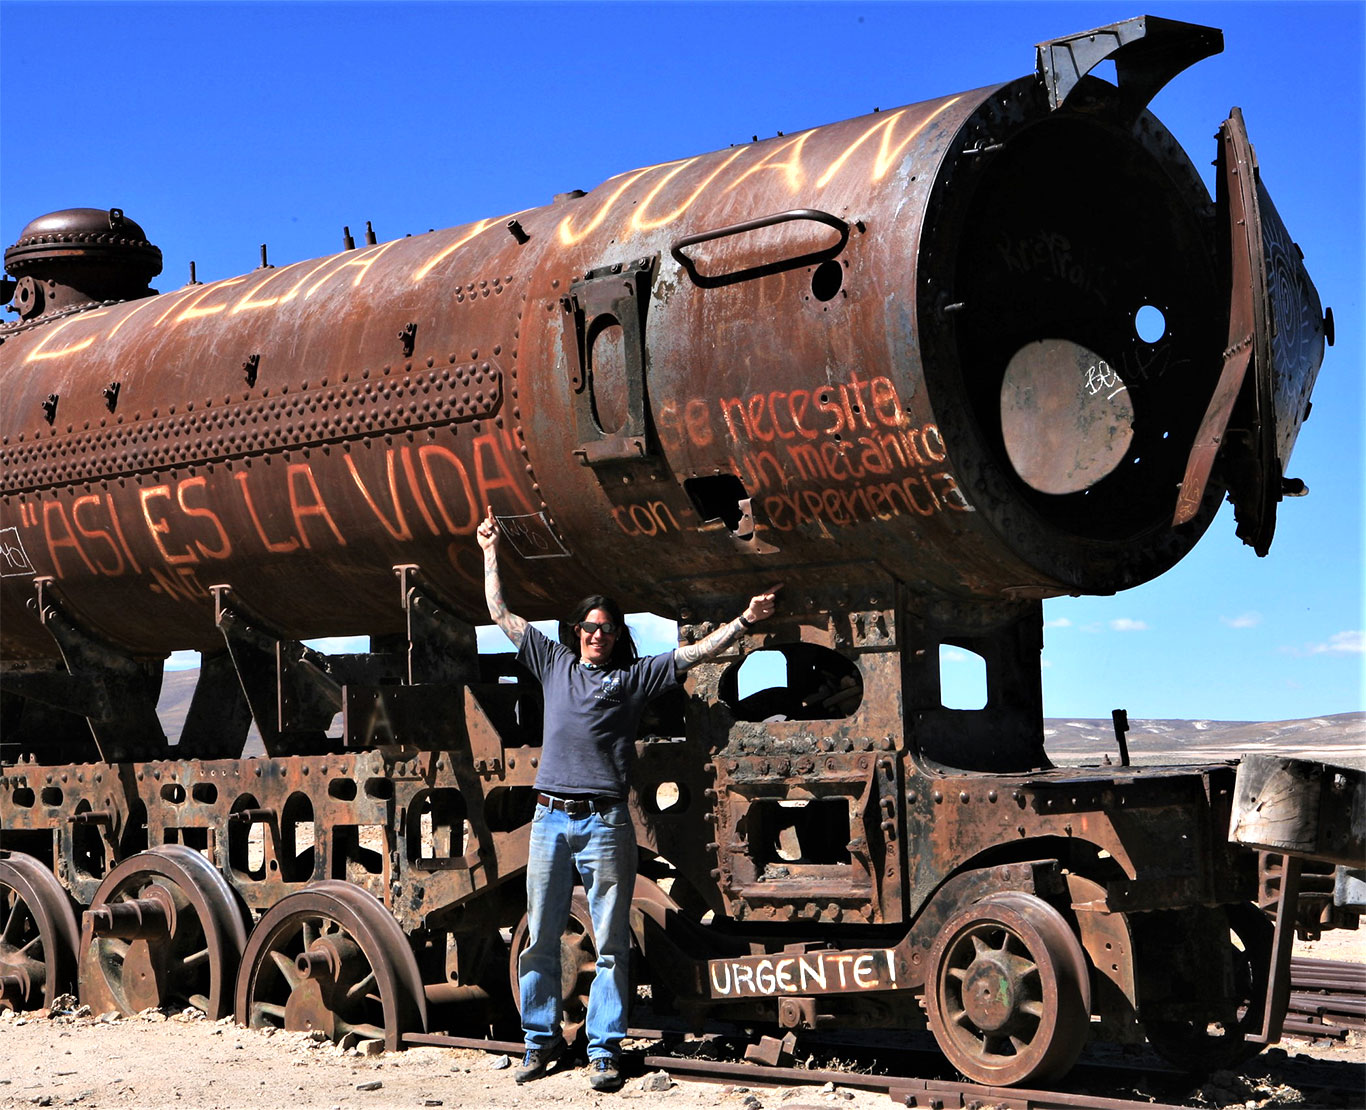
left=1, top=1011, right=896, bottom=1110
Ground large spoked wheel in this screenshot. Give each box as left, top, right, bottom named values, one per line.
left=1143, top=903, right=1272, bottom=1073
left=508, top=892, right=598, bottom=1047
left=0, top=854, right=81, bottom=1012
left=78, top=846, right=248, bottom=1018
left=235, top=882, right=426, bottom=1051
left=926, top=891, right=1092, bottom=1086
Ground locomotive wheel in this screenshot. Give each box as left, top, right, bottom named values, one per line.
left=235, top=882, right=426, bottom=1051
left=0, top=854, right=81, bottom=1012
left=78, top=846, right=248, bottom=1019
left=508, top=892, right=598, bottom=1047
left=926, top=891, right=1092, bottom=1086
left=1143, top=903, right=1272, bottom=1073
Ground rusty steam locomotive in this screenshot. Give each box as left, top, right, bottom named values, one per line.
left=0, top=15, right=1348, bottom=1088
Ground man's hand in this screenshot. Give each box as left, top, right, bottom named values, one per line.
left=674, top=583, right=784, bottom=672
left=742, top=584, right=782, bottom=625
left=477, top=506, right=500, bottom=552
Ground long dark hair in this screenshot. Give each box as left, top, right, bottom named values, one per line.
left=559, top=594, right=638, bottom=668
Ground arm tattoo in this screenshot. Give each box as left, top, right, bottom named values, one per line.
left=483, top=547, right=528, bottom=646
left=673, top=617, right=747, bottom=673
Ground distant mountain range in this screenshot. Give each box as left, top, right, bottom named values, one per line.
left=154, top=668, right=1363, bottom=767
left=1042, top=712, right=1365, bottom=767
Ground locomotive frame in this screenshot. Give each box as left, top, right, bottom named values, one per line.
left=1, top=15, right=1354, bottom=1089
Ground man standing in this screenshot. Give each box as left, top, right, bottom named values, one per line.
left=477, top=506, right=778, bottom=1092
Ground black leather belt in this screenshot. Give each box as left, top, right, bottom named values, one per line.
left=537, top=793, right=617, bottom=817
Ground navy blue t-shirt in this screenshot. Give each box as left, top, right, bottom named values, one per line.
left=518, top=626, right=681, bottom=798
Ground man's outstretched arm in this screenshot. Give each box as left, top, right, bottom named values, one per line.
left=673, top=584, right=781, bottom=673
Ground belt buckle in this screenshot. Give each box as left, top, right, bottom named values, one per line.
left=564, top=798, right=591, bottom=818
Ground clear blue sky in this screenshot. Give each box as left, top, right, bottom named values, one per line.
left=2, top=1, right=1361, bottom=722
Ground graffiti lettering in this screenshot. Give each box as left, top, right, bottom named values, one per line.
left=176, top=477, right=232, bottom=559
left=24, top=309, right=112, bottom=362
left=418, top=445, right=481, bottom=534
left=657, top=397, right=716, bottom=452
left=0, top=526, right=35, bottom=578
left=71, top=494, right=128, bottom=575
left=1084, top=359, right=1123, bottom=397
left=234, top=471, right=300, bottom=553
left=764, top=472, right=969, bottom=531
left=147, top=563, right=212, bottom=603
left=139, top=486, right=198, bottom=565
left=175, top=277, right=248, bottom=322
left=611, top=501, right=682, bottom=538
left=136, top=479, right=234, bottom=567
left=346, top=451, right=414, bottom=542
left=736, top=449, right=787, bottom=493
left=42, top=500, right=97, bottom=576
left=817, top=101, right=960, bottom=187
left=726, top=130, right=815, bottom=193
left=723, top=373, right=903, bottom=446
left=633, top=149, right=747, bottom=232
left=22, top=100, right=966, bottom=367
left=286, top=463, right=347, bottom=549
left=708, top=948, right=897, bottom=999
left=470, top=429, right=537, bottom=514
left=996, top=230, right=1111, bottom=308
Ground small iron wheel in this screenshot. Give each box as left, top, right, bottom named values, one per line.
left=926, top=891, right=1092, bottom=1086
left=0, top=853, right=81, bottom=1012
left=235, top=882, right=426, bottom=1051
left=508, top=892, right=599, bottom=1047
left=78, top=845, right=248, bottom=1018
left=1142, top=902, right=1273, bottom=1072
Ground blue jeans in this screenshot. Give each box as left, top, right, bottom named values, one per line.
left=519, top=799, right=635, bottom=1061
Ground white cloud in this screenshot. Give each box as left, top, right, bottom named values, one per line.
left=941, top=649, right=969, bottom=664
left=1044, top=617, right=1072, bottom=628
left=1220, top=612, right=1263, bottom=629
left=1304, top=630, right=1365, bottom=656
left=1109, top=618, right=1149, bottom=632
left=1280, top=630, right=1365, bottom=658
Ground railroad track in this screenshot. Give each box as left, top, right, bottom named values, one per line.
left=403, top=1030, right=1198, bottom=1110
left=1283, top=956, right=1366, bottom=1038
left=398, top=958, right=1366, bottom=1110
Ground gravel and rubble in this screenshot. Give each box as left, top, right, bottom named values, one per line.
left=0, top=1005, right=901, bottom=1110
left=4, top=932, right=1362, bottom=1109
left=2, top=998, right=1362, bottom=1110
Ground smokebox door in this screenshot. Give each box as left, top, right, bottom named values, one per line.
left=1173, top=108, right=1326, bottom=556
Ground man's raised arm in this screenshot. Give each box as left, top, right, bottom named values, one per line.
left=477, top=506, right=529, bottom=647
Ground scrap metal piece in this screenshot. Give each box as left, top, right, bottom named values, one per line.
left=743, top=1031, right=797, bottom=1067
left=1230, top=755, right=1366, bottom=867
left=1036, top=15, right=1223, bottom=114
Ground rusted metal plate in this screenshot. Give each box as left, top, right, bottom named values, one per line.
left=1000, top=338, right=1134, bottom=496
left=1175, top=108, right=1326, bottom=553
left=1231, top=755, right=1366, bottom=866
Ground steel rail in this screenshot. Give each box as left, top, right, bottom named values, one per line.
left=642, top=1054, right=1191, bottom=1110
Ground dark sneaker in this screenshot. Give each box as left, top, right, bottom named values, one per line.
left=589, top=1056, right=623, bottom=1092
left=514, top=1039, right=563, bottom=1084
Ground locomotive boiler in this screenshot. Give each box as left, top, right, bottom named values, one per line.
left=0, top=15, right=1348, bottom=1088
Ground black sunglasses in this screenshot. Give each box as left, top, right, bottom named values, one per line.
left=578, top=619, right=619, bottom=637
